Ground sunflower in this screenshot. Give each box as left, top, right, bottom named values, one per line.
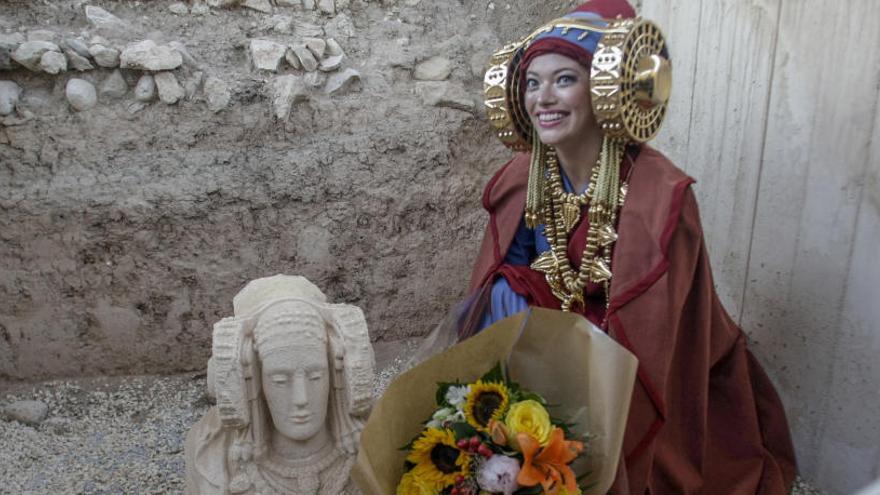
left=406, top=428, right=471, bottom=490
left=464, top=380, right=510, bottom=432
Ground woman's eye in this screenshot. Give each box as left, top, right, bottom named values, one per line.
left=271, top=375, right=288, bottom=385
left=308, top=372, right=324, bottom=381
left=525, top=78, right=539, bottom=91
left=557, top=74, right=576, bottom=85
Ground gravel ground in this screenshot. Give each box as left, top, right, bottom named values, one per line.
left=0, top=339, right=826, bottom=495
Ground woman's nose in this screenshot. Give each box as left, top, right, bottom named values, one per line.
left=536, top=82, right=556, bottom=105
left=291, top=372, right=309, bottom=407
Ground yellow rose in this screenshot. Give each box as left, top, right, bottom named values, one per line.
left=396, top=471, right=439, bottom=495
left=504, top=399, right=552, bottom=447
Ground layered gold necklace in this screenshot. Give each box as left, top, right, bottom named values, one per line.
left=529, top=137, right=627, bottom=312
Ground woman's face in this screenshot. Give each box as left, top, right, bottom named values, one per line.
left=524, top=53, right=598, bottom=148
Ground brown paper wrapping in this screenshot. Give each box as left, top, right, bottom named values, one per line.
left=353, top=308, right=638, bottom=495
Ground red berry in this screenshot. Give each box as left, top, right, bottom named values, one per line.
left=456, top=439, right=468, bottom=450
left=478, top=443, right=494, bottom=458
left=451, top=488, right=460, bottom=495
left=468, top=436, right=480, bottom=449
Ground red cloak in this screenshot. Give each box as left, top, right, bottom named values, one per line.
left=468, top=146, right=797, bottom=494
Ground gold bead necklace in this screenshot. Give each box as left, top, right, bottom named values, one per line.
left=530, top=138, right=627, bottom=312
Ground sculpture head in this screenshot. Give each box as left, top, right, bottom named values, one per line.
left=255, top=301, right=332, bottom=443
left=208, top=275, right=375, bottom=459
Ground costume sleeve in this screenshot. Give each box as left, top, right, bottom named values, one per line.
left=478, top=276, right=530, bottom=330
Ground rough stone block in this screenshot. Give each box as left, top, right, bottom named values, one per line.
left=120, top=40, right=183, bottom=71
left=271, top=74, right=307, bottom=120
left=414, top=55, right=452, bottom=81
left=11, top=41, right=60, bottom=71
left=39, top=50, right=67, bottom=74
left=250, top=39, right=287, bottom=72
left=154, top=71, right=185, bottom=104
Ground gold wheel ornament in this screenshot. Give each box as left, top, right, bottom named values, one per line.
left=483, top=17, right=672, bottom=147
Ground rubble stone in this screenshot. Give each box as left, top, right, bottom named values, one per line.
left=0, top=80, right=22, bottom=116
left=120, top=40, right=183, bottom=71
left=415, top=81, right=474, bottom=112
left=191, top=4, right=210, bottom=15
left=11, top=41, right=61, bottom=71
left=39, top=50, right=67, bottom=74
left=319, top=54, right=343, bottom=72
left=326, top=38, right=343, bottom=57
left=304, top=37, right=327, bottom=59
left=203, top=76, right=231, bottom=113
left=414, top=55, right=452, bottom=81
left=65, top=78, right=97, bottom=111
left=63, top=48, right=94, bottom=71
left=62, top=38, right=91, bottom=58
left=84, top=6, right=129, bottom=35
left=2, top=400, right=49, bottom=426
left=154, top=71, right=184, bottom=104
left=89, top=44, right=120, bottom=68
left=134, top=74, right=157, bottom=102
left=291, top=44, right=318, bottom=72
left=318, top=0, right=336, bottom=15
left=0, top=33, right=25, bottom=70
left=325, top=67, right=360, bottom=96
left=285, top=48, right=301, bottom=70
left=100, top=70, right=128, bottom=99
left=271, top=74, right=307, bottom=120
left=249, top=39, right=287, bottom=72
left=169, top=41, right=199, bottom=69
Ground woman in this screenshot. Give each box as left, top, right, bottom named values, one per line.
left=467, top=0, right=797, bottom=493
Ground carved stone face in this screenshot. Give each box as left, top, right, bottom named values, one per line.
left=261, top=340, right=331, bottom=442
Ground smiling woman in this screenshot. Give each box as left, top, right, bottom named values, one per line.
left=462, top=0, right=798, bottom=493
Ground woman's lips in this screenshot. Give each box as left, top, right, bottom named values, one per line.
left=536, top=111, right=567, bottom=129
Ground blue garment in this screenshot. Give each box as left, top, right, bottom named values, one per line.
left=480, top=169, right=585, bottom=329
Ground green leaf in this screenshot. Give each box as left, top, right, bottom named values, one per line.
left=481, top=361, right=505, bottom=383
left=450, top=421, right=478, bottom=440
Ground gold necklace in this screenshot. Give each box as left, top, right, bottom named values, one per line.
left=530, top=138, right=627, bottom=312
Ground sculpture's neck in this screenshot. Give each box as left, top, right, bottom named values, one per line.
left=270, top=426, right=332, bottom=461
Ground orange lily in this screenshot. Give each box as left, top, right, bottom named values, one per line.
left=515, top=428, right=584, bottom=495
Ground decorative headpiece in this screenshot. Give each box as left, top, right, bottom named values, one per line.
left=483, top=0, right=672, bottom=310
left=484, top=0, right=670, bottom=151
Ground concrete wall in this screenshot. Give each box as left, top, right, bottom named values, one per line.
left=639, top=0, right=880, bottom=492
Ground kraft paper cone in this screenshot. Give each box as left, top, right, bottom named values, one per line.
left=352, top=308, right=638, bottom=494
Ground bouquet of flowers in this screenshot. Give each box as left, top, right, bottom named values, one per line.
left=398, top=363, right=587, bottom=495
left=353, top=308, right=638, bottom=495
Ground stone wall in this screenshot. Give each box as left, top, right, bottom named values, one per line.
left=0, top=0, right=571, bottom=380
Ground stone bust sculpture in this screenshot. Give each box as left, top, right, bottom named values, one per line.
left=184, top=275, right=375, bottom=494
